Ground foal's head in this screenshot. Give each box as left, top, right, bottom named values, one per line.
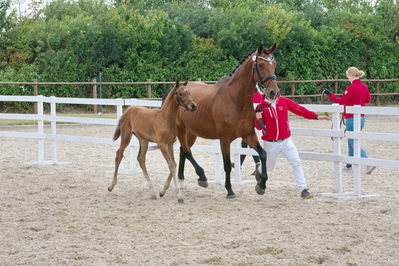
left=252, top=44, right=279, bottom=102
left=173, top=80, right=197, bottom=112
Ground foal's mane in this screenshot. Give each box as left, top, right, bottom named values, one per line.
left=161, top=86, right=174, bottom=106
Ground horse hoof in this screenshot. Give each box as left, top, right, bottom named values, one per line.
left=159, top=192, right=165, bottom=198
left=178, top=199, right=184, bottom=204
left=107, top=186, right=113, bottom=192
left=226, top=193, right=236, bottom=199
left=255, top=184, right=265, bottom=195
left=198, top=180, right=208, bottom=188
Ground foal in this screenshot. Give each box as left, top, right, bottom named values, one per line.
left=108, top=80, right=197, bottom=203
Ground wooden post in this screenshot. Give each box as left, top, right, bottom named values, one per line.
left=375, top=77, right=381, bottom=106
left=92, top=78, right=97, bottom=113
left=147, top=79, right=152, bottom=98
left=334, top=75, right=338, bottom=94
left=33, top=79, right=38, bottom=113
left=290, top=79, right=296, bottom=96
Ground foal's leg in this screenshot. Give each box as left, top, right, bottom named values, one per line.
left=137, top=138, right=158, bottom=200
left=108, top=132, right=132, bottom=192
left=242, top=133, right=268, bottom=195
left=220, top=139, right=235, bottom=198
left=159, top=143, right=183, bottom=203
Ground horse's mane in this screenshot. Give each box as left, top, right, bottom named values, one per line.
left=163, top=47, right=271, bottom=99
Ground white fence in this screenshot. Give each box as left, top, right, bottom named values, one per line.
left=1, top=95, right=399, bottom=200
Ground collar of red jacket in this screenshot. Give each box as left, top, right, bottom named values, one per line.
left=352, top=79, right=362, bottom=85
left=262, top=92, right=280, bottom=104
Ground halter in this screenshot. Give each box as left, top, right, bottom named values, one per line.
left=252, top=55, right=277, bottom=99
left=174, top=89, right=194, bottom=111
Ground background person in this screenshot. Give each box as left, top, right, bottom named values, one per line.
left=254, top=91, right=330, bottom=199
left=322, top=66, right=375, bottom=174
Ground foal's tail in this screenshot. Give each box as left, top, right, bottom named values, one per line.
left=113, top=113, right=128, bottom=141
left=113, top=119, right=122, bottom=141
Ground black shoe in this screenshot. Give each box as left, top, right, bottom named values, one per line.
left=346, top=164, right=352, bottom=169
left=301, top=189, right=314, bottom=199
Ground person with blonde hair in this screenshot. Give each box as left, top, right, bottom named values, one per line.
left=323, top=67, right=376, bottom=174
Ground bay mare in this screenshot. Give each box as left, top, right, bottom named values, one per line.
left=168, top=44, right=280, bottom=198
left=108, top=80, right=197, bottom=203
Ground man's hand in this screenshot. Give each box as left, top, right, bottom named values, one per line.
left=255, top=112, right=262, bottom=120
left=322, top=88, right=332, bottom=95
left=317, top=115, right=331, bottom=120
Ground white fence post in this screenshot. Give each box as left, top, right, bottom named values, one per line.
left=50, top=96, right=58, bottom=163
left=233, top=138, right=241, bottom=183
left=37, top=95, right=45, bottom=165
left=353, top=106, right=362, bottom=197
left=213, top=140, right=223, bottom=185
left=332, top=104, right=343, bottom=193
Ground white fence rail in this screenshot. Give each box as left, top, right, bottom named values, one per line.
left=1, top=95, right=398, bottom=200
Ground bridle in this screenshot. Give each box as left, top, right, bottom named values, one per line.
left=252, top=55, right=278, bottom=100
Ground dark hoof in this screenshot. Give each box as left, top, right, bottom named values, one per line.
left=255, top=170, right=261, bottom=183
left=255, top=184, right=265, bottom=195
left=178, top=199, right=184, bottom=204
left=198, top=180, right=208, bottom=188
left=226, top=193, right=236, bottom=199
left=159, top=192, right=165, bottom=198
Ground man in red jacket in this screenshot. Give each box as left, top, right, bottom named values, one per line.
left=254, top=91, right=330, bottom=199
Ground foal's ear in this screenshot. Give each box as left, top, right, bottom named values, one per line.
left=268, top=43, right=276, bottom=53
left=174, top=79, right=180, bottom=91
left=183, top=81, right=188, bottom=86
left=257, top=44, right=264, bottom=55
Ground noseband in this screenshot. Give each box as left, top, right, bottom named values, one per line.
left=252, top=55, right=277, bottom=95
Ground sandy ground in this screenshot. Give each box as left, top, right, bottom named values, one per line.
left=0, top=115, right=398, bottom=265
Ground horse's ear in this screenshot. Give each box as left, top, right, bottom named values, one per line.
left=183, top=81, right=188, bottom=86
left=257, top=44, right=264, bottom=55
left=268, top=43, right=277, bottom=53
left=174, top=79, right=180, bottom=90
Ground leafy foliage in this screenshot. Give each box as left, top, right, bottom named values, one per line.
left=0, top=0, right=398, bottom=110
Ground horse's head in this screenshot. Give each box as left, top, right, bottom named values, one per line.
left=253, top=44, right=279, bottom=102
left=173, top=80, right=197, bottom=112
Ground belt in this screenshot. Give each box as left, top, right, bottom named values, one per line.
left=266, top=138, right=287, bottom=143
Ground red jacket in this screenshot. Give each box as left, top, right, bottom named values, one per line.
left=254, top=94, right=318, bottom=141
left=328, top=79, right=371, bottom=119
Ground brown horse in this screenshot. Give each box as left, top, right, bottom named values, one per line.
left=173, top=44, right=279, bottom=198
left=108, top=80, right=197, bottom=203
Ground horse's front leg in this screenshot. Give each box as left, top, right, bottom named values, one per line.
left=242, top=134, right=268, bottom=195
left=254, top=142, right=267, bottom=195
left=220, top=139, right=235, bottom=198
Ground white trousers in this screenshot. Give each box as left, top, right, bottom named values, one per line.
left=261, top=137, right=308, bottom=191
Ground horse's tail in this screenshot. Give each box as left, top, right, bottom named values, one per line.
left=113, top=113, right=127, bottom=141
left=113, top=119, right=122, bottom=141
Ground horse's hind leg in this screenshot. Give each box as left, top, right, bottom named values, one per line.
left=159, top=143, right=183, bottom=203
left=108, top=132, right=132, bottom=192
left=137, top=138, right=157, bottom=200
